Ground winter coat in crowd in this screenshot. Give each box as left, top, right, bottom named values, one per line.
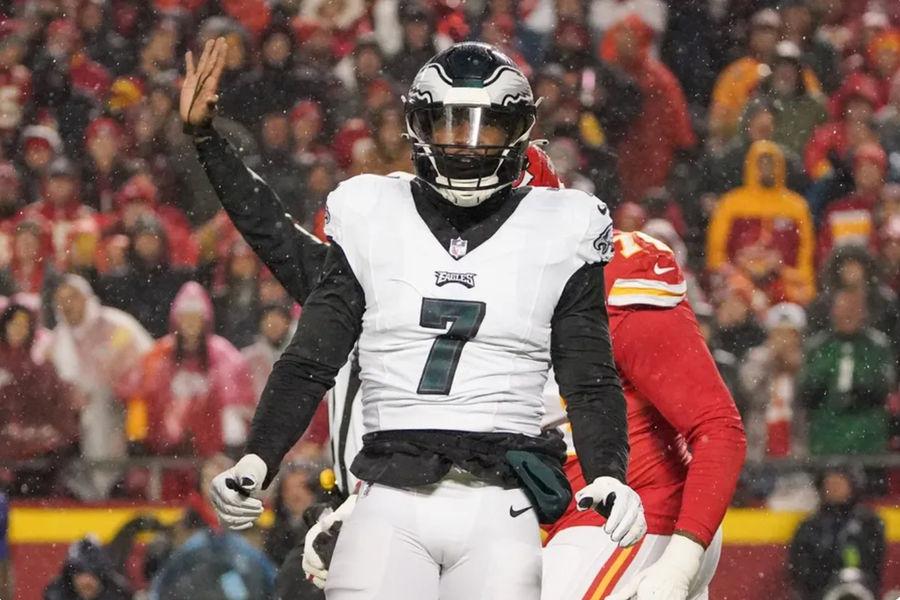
left=699, top=99, right=809, bottom=198
left=0, top=303, right=78, bottom=461
left=804, top=73, right=882, bottom=180
left=707, top=140, right=817, bottom=304
left=806, top=245, right=900, bottom=355
left=128, top=282, right=255, bottom=457
left=788, top=472, right=885, bottom=600
left=49, top=274, right=153, bottom=499
left=799, top=326, right=896, bottom=455
left=600, top=15, right=696, bottom=203
left=150, top=530, right=275, bottom=600
left=816, top=144, right=888, bottom=264
left=44, top=537, right=133, bottom=600
left=99, top=216, right=195, bottom=338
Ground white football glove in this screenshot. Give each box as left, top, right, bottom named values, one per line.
left=302, top=494, right=358, bottom=589
left=209, top=454, right=267, bottom=530
left=575, top=476, right=646, bottom=547
left=606, top=534, right=705, bottom=600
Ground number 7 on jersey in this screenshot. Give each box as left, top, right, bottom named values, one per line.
left=417, top=298, right=487, bottom=395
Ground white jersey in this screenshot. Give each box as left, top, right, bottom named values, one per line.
left=323, top=174, right=613, bottom=447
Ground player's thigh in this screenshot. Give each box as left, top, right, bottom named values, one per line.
left=439, top=486, right=542, bottom=600
left=546, top=528, right=669, bottom=600
left=325, top=484, right=440, bottom=600
left=687, top=527, right=723, bottom=600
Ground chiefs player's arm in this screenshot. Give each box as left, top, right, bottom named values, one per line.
left=615, top=303, right=747, bottom=546
left=194, top=124, right=328, bottom=304
left=246, top=242, right=365, bottom=488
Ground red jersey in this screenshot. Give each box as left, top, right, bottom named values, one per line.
left=543, top=230, right=746, bottom=546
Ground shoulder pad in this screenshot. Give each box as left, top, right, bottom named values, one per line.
left=606, top=230, right=687, bottom=308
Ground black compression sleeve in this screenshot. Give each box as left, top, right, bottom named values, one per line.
left=194, top=125, right=328, bottom=304
left=246, top=243, right=365, bottom=487
left=551, top=263, right=628, bottom=483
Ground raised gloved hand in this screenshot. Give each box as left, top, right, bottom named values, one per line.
left=606, top=534, right=705, bottom=600
left=575, top=476, right=646, bottom=547
left=302, top=494, right=358, bottom=589
left=209, top=454, right=267, bottom=530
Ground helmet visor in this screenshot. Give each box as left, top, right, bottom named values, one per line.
left=409, top=105, right=531, bottom=152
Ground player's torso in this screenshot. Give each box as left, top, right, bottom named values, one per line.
left=337, top=177, right=592, bottom=437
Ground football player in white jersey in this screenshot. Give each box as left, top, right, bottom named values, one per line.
left=187, top=38, right=646, bottom=599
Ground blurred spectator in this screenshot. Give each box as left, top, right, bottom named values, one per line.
left=0, top=302, right=78, bottom=496
left=0, top=491, right=10, bottom=600
left=807, top=245, right=900, bottom=356
left=739, top=303, right=808, bottom=462
left=50, top=274, right=153, bottom=499
left=368, top=106, right=413, bottom=175
left=129, top=282, right=255, bottom=458
left=290, top=100, right=328, bottom=168
left=7, top=216, right=52, bottom=295
left=61, top=217, right=103, bottom=288
left=19, top=125, right=63, bottom=199
left=818, top=144, right=888, bottom=263
left=249, top=21, right=308, bottom=122
left=805, top=72, right=881, bottom=181
left=600, top=15, right=695, bottom=203
left=709, top=272, right=767, bottom=362
left=756, top=41, right=829, bottom=157
left=76, top=0, right=132, bottom=76
left=137, top=18, right=179, bottom=82
left=149, top=529, right=276, bottom=600
left=799, top=288, right=896, bottom=455
left=264, top=466, right=316, bottom=566
left=545, top=137, right=595, bottom=193
left=104, top=173, right=198, bottom=267
left=590, top=0, right=667, bottom=44
left=335, top=34, right=391, bottom=107
left=866, top=28, right=900, bottom=105
left=710, top=9, right=782, bottom=140
left=707, top=140, right=816, bottom=304
left=213, top=239, right=261, bottom=349
left=100, top=214, right=194, bottom=338
left=0, top=19, right=32, bottom=148
left=242, top=301, right=294, bottom=399
left=198, top=17, right=257, bottom=123
left=257, top=111, right=305, bottom=209
left=81, top=117, right=131, bottom=213
left=26, top=157, right=95, bottom=265
left=44, top=537, right=133, bottom=600
left=0, top=161, right=23, bottom=228
left=31, top=19, right=80, bottom=114
left=386, top=4, right=438, bottom=86
left=875, top=71, right=900, bottom=181
left=789, top=467, right=885, bottom=600
left=779, top=0, right=840, bottom=94
left=881, top=215, right=900, bottom=293
left=700, top=98, right=808, bottom=199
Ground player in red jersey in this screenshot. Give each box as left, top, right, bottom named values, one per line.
left=524, top=146, right=746, bottom=600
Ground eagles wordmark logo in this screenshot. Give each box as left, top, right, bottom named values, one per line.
left=434, top=271, right=477, bottom=288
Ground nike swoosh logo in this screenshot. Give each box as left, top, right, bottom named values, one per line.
left=509, top=505, right=533, bottom=518
left=653, top=263, right=676, bottom=275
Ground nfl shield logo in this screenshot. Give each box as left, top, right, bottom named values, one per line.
left=449, top=237, right=468, bottom=258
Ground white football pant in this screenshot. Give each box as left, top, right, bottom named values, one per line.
left=542, top=527, right=723, bottom=600
left=325, top=467, right=542, bottom=600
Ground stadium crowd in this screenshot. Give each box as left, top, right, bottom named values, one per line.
left=0, top=0, right=899, bottom=546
